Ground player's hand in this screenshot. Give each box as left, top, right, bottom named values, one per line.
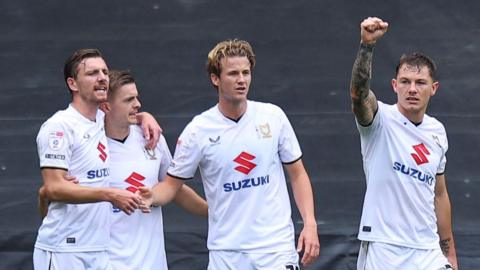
left=109, top=189, right=142, bottom=215
left=447, top=256, right=458, bottom=270
left=360, top=17, right=388, bottom=44
left=296, top=223, right=320, bottom=267
left=137, top=112, right=162, bottom=150
left=137, top=186, right=154, bottom=213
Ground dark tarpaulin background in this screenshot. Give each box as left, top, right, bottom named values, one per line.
left=0, top=0, right=479, bottom=269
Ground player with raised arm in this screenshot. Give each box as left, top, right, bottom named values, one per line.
left=350, top=17, right=458, bottom=270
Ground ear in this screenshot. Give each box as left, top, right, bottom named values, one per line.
left=431, top=81, right=440, bottom=96
left=391, top=78, right=398, bottom=94
left=66, top=77, right=78, bottom=93
left=99, top=102, right=110, bottom=113
left=210, top=73, right=220, bottom=87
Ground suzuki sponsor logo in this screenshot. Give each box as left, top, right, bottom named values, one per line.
left=87, top=168, right=110, bottom=179
left=125, top=172, right=145, bottom=193
left=97, top=142, right=107, bottom=162
left=226, top=152, right=268, bottom=192
left=223, top=175, right=270, bottom=192
left=234, top=151, right=257, bottom=174
left=411, top=143, right=430, bottom=165
left=393, top=162, right=434, bottom=186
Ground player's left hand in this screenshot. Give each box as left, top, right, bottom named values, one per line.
left=137, top=112, right=162, bottom=149
left=297, top=223, right=320, bottom=267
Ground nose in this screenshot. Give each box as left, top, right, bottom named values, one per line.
left=98, top=72, right=108, bottom=82
left=237, top=74, right=246, bottom=84
left=134, top=98, right=141, bottom=110
left=408, top=82, right=418, bottom=94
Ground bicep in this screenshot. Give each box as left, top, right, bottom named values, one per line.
left=41, top=168, right=67, bottom=186
left=284, top=159, right=308, bottom=182
left=352, top=90, right=378, bottom=126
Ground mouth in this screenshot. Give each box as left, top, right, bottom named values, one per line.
left=406, top=97, right=419, bottom=103
left=94, top=85, right=108, bottom=93
left=235, top=86, right=247, bottom=92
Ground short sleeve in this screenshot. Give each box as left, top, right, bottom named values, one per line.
left=436, top=128, right=449, bottom=174
left=157, top=135, right=173, bottom=181
left=36, top=120, right=72, bottom=170
left=277, top=108, right=302, bottom=164
left=167, top=123, right=202, bottom=180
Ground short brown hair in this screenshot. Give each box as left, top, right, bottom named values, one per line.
left=206, top=39, right=256, bottom=77
left=395, top=52, right=437, bottom=81
left=63, top=48, right=105, bottom=92
left=108, top=70, right=136, bottom=100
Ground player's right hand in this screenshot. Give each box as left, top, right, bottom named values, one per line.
left=360, top=17, right=388, bottom=44
left=137, top=186, right=154, bottom=213
left=109, top=189, right=142, bottom=215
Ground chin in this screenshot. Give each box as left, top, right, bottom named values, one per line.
left=128, top=118, right=138, bottom=125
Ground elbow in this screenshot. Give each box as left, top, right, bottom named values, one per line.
left=43, top=185, right=63, bottom=201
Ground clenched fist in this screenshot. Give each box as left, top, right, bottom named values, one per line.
left=360, top=17, right=388, bottom=44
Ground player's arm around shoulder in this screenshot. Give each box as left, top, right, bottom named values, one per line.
left=350, top=17, right=388, bottom=126
left=284, top=159, right=320, bottom=267
left=434, top=174, right=458, bottom=269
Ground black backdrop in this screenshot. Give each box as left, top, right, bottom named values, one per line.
left=1, top=0, right=479, bottom=269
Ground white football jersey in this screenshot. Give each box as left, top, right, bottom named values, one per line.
left=108, top=125, right=171, bottom=269
left=168, top=100, right=301, bottom=252
left=357, top=101, right=448, bottom=249
left=35, top=104, right=111, bottom=252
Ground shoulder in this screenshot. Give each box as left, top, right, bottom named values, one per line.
left=184, top=105, right=218, bottom=131
left=39, top=108, right=74, bottom=134
left=423, top=113, right=447, bottom=134
left=249, top=100, right=285, bottom=117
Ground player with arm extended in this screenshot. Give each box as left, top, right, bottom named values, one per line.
left=102, top=69, right=207, bottom=269
left=350, top=17, right=458, bottom=270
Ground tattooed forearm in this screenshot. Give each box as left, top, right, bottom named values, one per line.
left=440, top=238, right=451, bottom=256
left=350, top=43, right=375, bottom=101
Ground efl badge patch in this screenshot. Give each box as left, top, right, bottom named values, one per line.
left=48, top=131, right=64, bottom=150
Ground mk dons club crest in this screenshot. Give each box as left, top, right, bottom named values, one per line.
left=258, top=123, right=272, bottom=139
left=144, top=148, right=157, bottom=160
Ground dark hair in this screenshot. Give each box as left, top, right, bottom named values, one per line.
left=206, top=39, right=256, bottom=77
left=63, top=48, right=105, bottom=92
left=108, top=70, right=136, bottom=99
left=395, top=52, right=437, bottom=81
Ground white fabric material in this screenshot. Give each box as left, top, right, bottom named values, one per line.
left=35, top=105, right=111, bottom=252
left=357, top=101, right=448, bottom=249
left=357, top=241, right=451, bottom=270
left=33, top=248, right=112, bottom=270
left=168, top=100, right=301, bottom=252
left=208, top=249, right=299, bottom=270
left=108, top=125, right=171, bottom=270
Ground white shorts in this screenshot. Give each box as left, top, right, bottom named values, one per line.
left=357, top=241, right=452, bottom=270
left=33, top=248, right=112, bottom=270
left=208, top=249, right=299, bottom=270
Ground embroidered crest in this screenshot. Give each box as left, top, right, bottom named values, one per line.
left=259, top=123, right=272, bottom=138
left=144, top=148, right=157, bottom=160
